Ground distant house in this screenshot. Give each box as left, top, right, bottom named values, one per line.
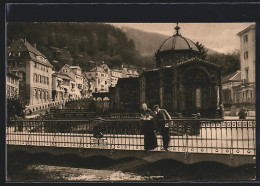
left=221, top=70, right=241, bottom=111
left=59, top=64, right=85, bottom=99
left=85, top=64, right=111, bottom=93
left=120, top=65, right=139, bottom=78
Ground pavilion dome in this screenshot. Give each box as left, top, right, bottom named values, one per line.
left=158, top=24, right=199, bottom=52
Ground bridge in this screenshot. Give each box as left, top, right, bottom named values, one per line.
left=6, top=118, right=256, bottom=167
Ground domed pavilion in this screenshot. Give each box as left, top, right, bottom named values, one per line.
left=139, top=24, right=222, bottom=118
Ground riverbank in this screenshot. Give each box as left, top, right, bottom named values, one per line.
left=6, top=151, right=255, bottom=182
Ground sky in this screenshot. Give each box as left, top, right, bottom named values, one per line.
left=110, top=23, right=254, bottom=54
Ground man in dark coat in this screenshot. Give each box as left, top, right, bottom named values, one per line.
left=238, top=107, right=247, bottom=119
left=153, top=105, right=171, bottom=151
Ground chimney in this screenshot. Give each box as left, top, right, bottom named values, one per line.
left=34, top=43, right=36, bottom=49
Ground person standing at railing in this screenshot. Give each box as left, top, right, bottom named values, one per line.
left=153, top=105, right=171, bottom=151
left=140, top=103, right=158, bottom=152
left=238, top=107, right=247, bottom=119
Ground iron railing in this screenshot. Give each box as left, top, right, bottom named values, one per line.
left=6, top=119, right=256, bottom=155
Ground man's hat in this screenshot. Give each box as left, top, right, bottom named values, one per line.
left=153, top=105, right=159, bottom=109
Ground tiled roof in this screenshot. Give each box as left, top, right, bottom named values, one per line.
left=8, top=38, right=53, bottom=68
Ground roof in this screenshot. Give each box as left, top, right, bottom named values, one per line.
left=222, top=70, right=241, bottom=83
left=70, top=66, right=81, bottom=69
left=175, top=57, right=220, bottom=68
left=158, top=35, right=199, bottom=52
left=61, top=64, right=84, bottom=77
left=236, top=24, right=255, bottom=36
left=54, top=72, right=74, bottom=81
left=8, top=38, right=53, bottom=68
left=117, top=77, right=139, bottom=84
left=158, top=25, right=199, bottom=52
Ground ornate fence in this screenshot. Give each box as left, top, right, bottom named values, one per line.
left=6, top=119, right=256, bottom=155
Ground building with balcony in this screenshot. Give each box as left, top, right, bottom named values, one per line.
left=235, top=24, right=256, bottom=111
left=7, top=38, right=53, bottom=109
left=59, top=64, right=85, bottom=99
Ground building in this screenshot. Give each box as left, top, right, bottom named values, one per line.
left=110, top=77, right=140, bottom=112
left=85, top=64, right=110, bottom=93
left=59, top=64, right=85, bottom=99
left=139, top=69, right=160, bottom=110
left=235, top=24, right=256, bottom=111
left=221, top=70, right=241, bottom=113
left=139, top=25, right=222, bottom=117
left=120, top=65, right=139, bottom=78
left=6, top=72, right=19, bottom=99
left=7, top=38, right=53, bottom=109
left=110, top=69, right=123, bottom=87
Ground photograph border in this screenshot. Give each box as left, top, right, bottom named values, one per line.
left=2, top=2, right=260, bottom=184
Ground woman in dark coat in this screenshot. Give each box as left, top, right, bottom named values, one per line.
left=140, top=103, right=158, bottom=151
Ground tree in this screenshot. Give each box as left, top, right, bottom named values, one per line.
left=195, top=42, right=208, bottom=60
left=206, top=50, right=240, bottom=76
left=7, top=98, right=26, bottom=120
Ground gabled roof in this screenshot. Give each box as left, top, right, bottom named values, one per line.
left=222, top=70, right=241, bottom=83
left=8, top=38, right=53, bottom=68
left=60, top=64, right=84, bottom=77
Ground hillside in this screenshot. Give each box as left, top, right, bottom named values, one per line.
left=7, top=22, right=155, bottom=71
left=7, top=23, right=238, bottom=75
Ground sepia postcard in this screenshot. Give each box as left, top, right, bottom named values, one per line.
left=5, top=3, right=257, bottom=183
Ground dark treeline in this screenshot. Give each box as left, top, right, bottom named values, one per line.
left=206, top=51, right=240, bottom=76
left=7, top=22, right=155, bottom=71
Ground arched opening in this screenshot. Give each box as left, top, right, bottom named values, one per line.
left=182, top=68, right=211, bottom=117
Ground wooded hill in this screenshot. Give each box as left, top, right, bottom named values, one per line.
left=7, top=23, right=240, bottom=76
left=7, top=22, right=155, bottom=71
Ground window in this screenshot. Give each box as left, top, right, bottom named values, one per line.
left=47, top=77, right=49, bottom=85
left=7, top=86, right=10, bottom=97
left=34, top=89, right=37, bottom=98
left=38, top=89, right=41, bottom=99
left=244, top=51, right=248, bottom=60
left=244, top=35, right=248, bottom=43
left=13, top=52, right=20, bottom=57
left=38, top=75, right=41, bottom=83
left=196, top=88, right=201, bottom=108
left=42, top=91, right=44, bottom=100
left=245, top=68, right=249, bottom=81
left=63, top=69, right=67, bottom=73
left=33, top=73, right=37, bottom=82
